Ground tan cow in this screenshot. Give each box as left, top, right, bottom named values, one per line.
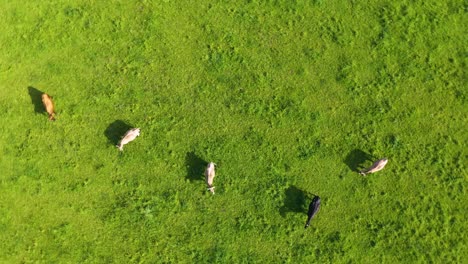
left=41, top=93, right=56, bottom=121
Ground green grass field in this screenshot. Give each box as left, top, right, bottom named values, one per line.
left=0, top=0, right=466, bottom=263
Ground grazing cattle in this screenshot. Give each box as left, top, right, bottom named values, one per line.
left=116, top=128, right=140, bottom=151
left=205, top=162, right=216, bottom=194
left=305, top=196, right=321, bottom=228
left=41, top=93, right=56, bottom=121
left=359, top=158, right=388, bottom=176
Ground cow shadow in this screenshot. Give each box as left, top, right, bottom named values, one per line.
left=344, top=149, right=375, bottom=172
left=28, top=86, right=45, bottom=114
left=185, top=152, right=206, bottom=182
left=280, top=185, right=313, bottom=217
left=104, top=120, right=133, bottom=145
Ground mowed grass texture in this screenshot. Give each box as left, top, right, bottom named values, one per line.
left=0, top=0, right=466, bottom=263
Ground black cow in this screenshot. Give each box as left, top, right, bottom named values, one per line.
left=304, top=196, right=321, bottom=228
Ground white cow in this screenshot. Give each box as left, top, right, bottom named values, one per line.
left=117, top=128, right=140, bottom=151
left=359, top=158, right=388, bottom=176
left=205, top=162, right=216, bottom=194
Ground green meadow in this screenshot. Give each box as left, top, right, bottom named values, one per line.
left=0, top=0, right=466, bottom=263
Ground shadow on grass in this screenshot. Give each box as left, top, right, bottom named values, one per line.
left=280, top=185, right=314, bottom=217
left=185, top=152, right=206, bottom=182
left=28, top=86, right=45, bottom=114
left=104, top=120, right=134, bottom=145
left=344, top=149, right=375, bottom=172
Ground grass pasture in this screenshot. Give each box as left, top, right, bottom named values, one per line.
left=0, top=0, right=466, bottom=263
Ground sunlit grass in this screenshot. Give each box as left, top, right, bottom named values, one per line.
left=0, top=0, right=466, bottom=263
